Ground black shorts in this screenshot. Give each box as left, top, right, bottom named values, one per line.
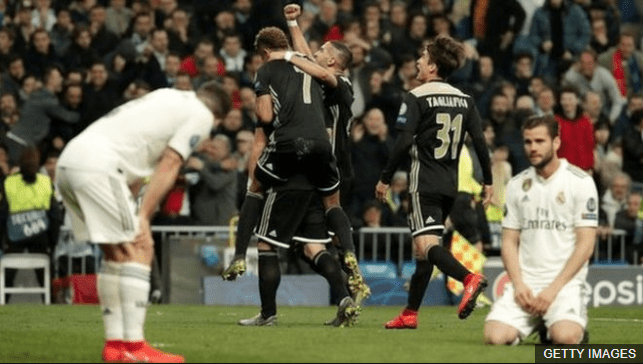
left=407, top=192, right=455, bottom=237
left=254, top=189, right=331, bottom=248
left=255, top=139, right=340, bottom=196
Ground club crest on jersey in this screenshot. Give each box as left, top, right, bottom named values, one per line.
left=556, top=191, right=565, bottom=204
left=189, top=135, right=200, bottom=149
left=522, top=178, right=532, bottom=191
left=587, top=197, right=596, bottom=211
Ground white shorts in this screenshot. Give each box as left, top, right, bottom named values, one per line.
left=56, top=166, right=138, bottom=244
left=485, top=281, right=588, bottom=339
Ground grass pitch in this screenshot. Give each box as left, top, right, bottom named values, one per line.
left=0, top=304, right=641, bottom=363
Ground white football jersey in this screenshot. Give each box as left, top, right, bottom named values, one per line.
left=59, top=88, right=214, bottom=183
left=502, top=159, right=598, bottom=288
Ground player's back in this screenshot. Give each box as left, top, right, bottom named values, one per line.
left=403, top=81, right=479, bottom=196
left=59, top=88, right=213, bottom=182
left=255, top=60, right=329, bottom=145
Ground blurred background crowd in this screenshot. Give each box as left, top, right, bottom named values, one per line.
left=0, top=0, right=641, bottom=267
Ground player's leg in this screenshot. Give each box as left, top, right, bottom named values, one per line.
left=57, top=168, right=183, bottom=363
left=548, top=321, right=585, bottom=344
left=303, top=243, right=358, bottom=327
left=238, top=241, right=280, bottom=326
left=483, top=321, right=521, bottom=345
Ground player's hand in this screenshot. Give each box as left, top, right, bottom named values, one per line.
left=513, top=281, right=535, bottom=313
left=375, top=180, right=390, bottom=203
left=222, top=257, right=247, bottom=281
left=532, top=286, right=557, bottom=316
left=284, top=3, right=301, bottom=20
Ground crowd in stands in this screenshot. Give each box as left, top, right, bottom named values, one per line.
left=0, top=0, right=640, bottom=265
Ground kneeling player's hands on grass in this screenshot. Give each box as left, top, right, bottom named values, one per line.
left=222, top=257, right=247, bottom=281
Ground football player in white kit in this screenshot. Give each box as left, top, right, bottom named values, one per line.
left=56, top=82, right=229, bottom=363
left=483, top=115, right=598, bottom=345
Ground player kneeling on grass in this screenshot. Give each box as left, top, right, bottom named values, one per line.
left=483, top=115, right=597, bottom=345
left=56, top=81, right=230, bottom=363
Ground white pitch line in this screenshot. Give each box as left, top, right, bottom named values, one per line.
left=592, top=318, right=643, bottom=323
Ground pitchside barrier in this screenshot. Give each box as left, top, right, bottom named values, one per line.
left=146, top=225, right=642, bottom=307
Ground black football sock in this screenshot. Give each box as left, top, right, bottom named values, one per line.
left=427, top=245, right=470, bottom=282
left=326, top=207, right=355, bottom=252
left=407, top=260, right=434, bottom=311
left=313, top=250, right=350, bottom=301
left=258, top=251, right=280, bottom=318
left=235, top=193, right=264, bottom=258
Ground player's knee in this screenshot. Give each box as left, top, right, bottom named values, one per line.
left=257, top=241, right=273, bottom=251
left=550, top=329, right=582, bottom=345
left=483, top=323, right=519, bottom=345
left=303, top=244, right=325, bottom=260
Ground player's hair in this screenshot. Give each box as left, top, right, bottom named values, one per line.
left=522, top=115, right=559, bottom=139
left=329, top=41, right=352, bottom=71
left=254, top=27, right=289, bottom=54
left=197, top=80, right=232, bottom=120
left=425, top=35, right=464, bottom=79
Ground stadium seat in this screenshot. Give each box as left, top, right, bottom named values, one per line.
left=359, top=262, right=397, bottom=279
left=400, top=261, right=415, bottom=279
left=0, top=253, right=51, bottom=305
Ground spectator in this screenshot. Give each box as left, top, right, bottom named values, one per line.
left=62, top=25, right=100, bottom=74
left=593, top=119, right=612, bottom=192
left=212, top=9, right=237, bottom=50
left=589, top=17, right=611, bottom=55
left=179, top=38, right=224, bottom=79
left=215, top=108, right=245, bottom=149
left=534, top=84, right=556, bottom=116
left=136, top=27, right=171, bottom=90
left=24, top=28, right=61, bottom=80
left=0, top=27, right=16, bottom=71
left=0, top=92, right=19, bottom=138
left=238, top=51, right=263, bottom=88
left=232, top=0, right=257, bottom=51
left=104, top=0, right=133, bottom=37
left=309, top=0, right=339, bottom=42
left=12, top=3, right=36, bottom=57
left=583, top=89, right=610, bottom=126
left=49, top=8, right=74, bottom=58
left=191, top=54, right=225, bottom=90
left=238, top=86, right=257, bottom=129
left=349, top=108, right=391, bottom=219
left=612, top=93, right=643, bottom=144
left=613, top=192, right=643, bottom=264
left=160, top=52, right=181, bottom=88
left=470, top=0, right=525, bottom=78
left=528, top=0, right=591, bottom=81
left=82, top=61, right=122, bottom=125
left=622, top=109, right=643, bottom=185
left=219, top=32, right=247, bottom=75
left=597, top=31, right=643, bottom=98
left=381, top=170, right=408, bottom=227
left=601, top=171, right=631, bottom=228
left=0, top=146, right=61, bottom=303
left=7, top=66, right=78, bottom=165
left=232, top=129, right=254, bottom=208
left=186, top=135, right=238, bottom=226
left=165, top=8, right=197, bottom=59
left=554, top=86, right=595, bottom=172
left=466, top=55, right=505, bottom=119
left=509, top=52, right=534, bottom=97
left=115, top=11, right=153, bottom=62
left=18, top=73, right=40, bottom=104
left=395, top=12, right=428, bottom=65
left=58, top=82, right=85, bottom=137
left=562, top=48, right=626, bottom=125
left=173, top=72, right=192, bottom=91
left=88, top=4, right=120, bottom=59
left=382, top=1, right=409, bottom=64
left=31, top=0, right=56, bottom=32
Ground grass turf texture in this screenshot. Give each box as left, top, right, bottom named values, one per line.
left=0, top=305, right=640, bottom=363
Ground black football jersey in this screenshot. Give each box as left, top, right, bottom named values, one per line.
left=395, top=80, right=491, bottom=196
left=323, top=75, right=354, bottom=181
left=254, top=60, right=329, bottom=146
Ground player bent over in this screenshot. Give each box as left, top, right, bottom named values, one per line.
left=56, top=82, right=230, bottom=363
left=484, top=115, right=597, bottom=345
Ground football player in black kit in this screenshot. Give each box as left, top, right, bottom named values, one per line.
left=375, top=35, right=493, bottom=329
left=233, top=26, right=359, bottom=327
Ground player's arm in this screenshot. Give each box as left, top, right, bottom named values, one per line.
left=467, top=104, right=493, bottom=205
left=532, top=226, right=596, bottom=315
left=270, top=50, right=338, bottom=87
left=376, top=94, right=418, bottom=202
left=284, top=3, right=313, bottom=58
left=255, top=94, right=273, bottom=125
left=501, top=227, right=535, bottom=312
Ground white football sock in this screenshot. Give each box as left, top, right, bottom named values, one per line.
left=97, top=261, right=124, bottom=341
left=120, top=262, right=151, bottom=342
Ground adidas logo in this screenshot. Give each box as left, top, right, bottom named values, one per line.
left=103, top=308, right=112, bottom=315
left=268, top=230, right=277, bottom=237
left=265, top=163, right=273, bottom=170
left=425, top=216, right=435, bottom=224
left=521, top=195, right=529, bottom=203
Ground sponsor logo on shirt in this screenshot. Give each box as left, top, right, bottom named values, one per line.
left=522, top=178, right=532, bottom=192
